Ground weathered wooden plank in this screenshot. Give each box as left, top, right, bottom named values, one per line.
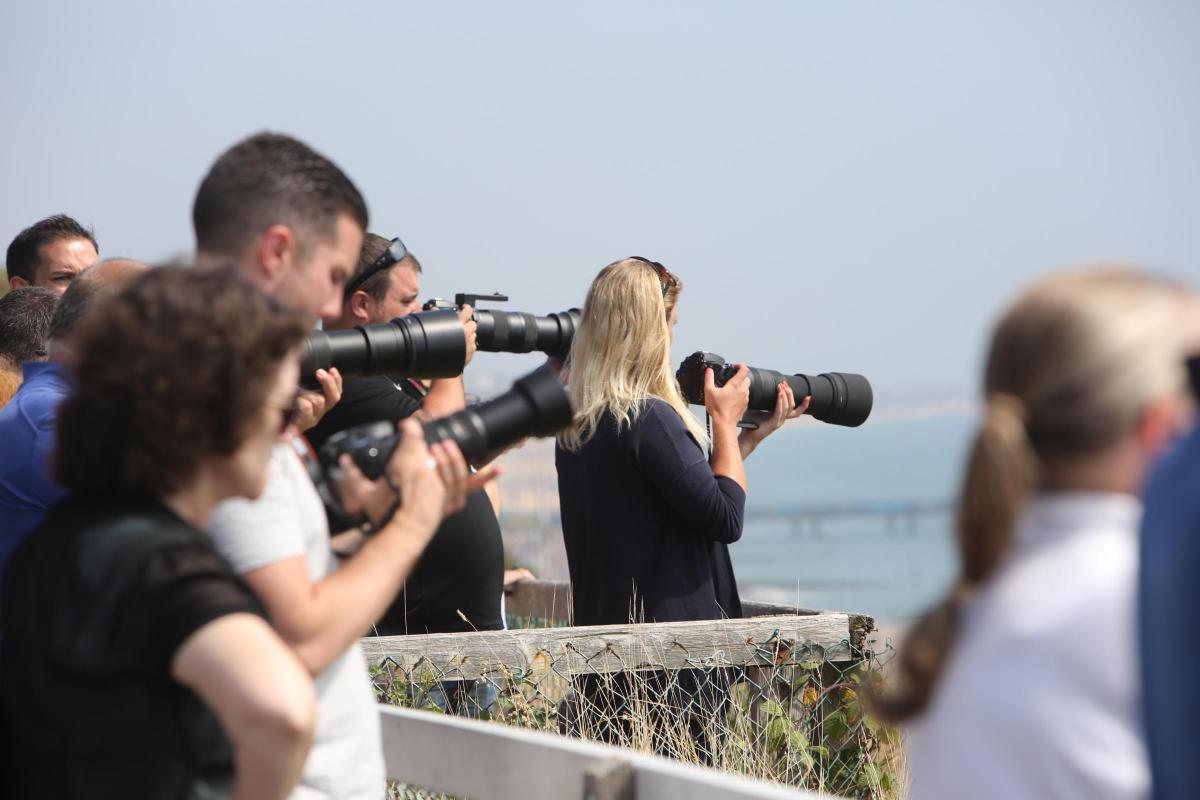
left=362, top=613, right=865, bottom=680
left=505, top=578, right=574, bottom=624
left=379, top=704, right=827, bottom=800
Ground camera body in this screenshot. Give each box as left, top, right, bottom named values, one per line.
left=676, top=351, right=874, bottom=428
left=676, top=352, right=739, bottom=401
left=422, top=292, right=510, bottom=313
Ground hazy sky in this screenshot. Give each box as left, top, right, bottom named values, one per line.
left=2, top=1, right=1197, bottom=405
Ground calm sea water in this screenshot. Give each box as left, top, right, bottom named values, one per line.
left=734, top=413, right=978, bottom=620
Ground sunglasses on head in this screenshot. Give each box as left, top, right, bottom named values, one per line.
left=344, top=237, right=408, bottom=298
left=629, top=256, right=676, bottom=297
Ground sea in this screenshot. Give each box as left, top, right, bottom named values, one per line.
left=733, top=412, right=978, bottom=623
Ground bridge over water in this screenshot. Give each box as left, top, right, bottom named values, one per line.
left=745, top=500, right=955, bottom=536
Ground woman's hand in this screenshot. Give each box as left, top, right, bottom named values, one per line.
left=704, top=364, right=751, bottom=430
left=740, top=381, right=810, bottom=459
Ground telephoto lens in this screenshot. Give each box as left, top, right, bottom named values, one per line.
left=317, top=364, right=573, bottom=480
left=473, top=308, right=580, bottom=359
left=299, top=309, right=466, bottom=386
left=676, top=351, right=873, bottom=428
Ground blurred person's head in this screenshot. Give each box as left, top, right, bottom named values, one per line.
left=0, top=286, right=59, bottom=408
left=5, top=215, right=99, bottom=293
left=0, top=287, right=59, bottom=367
left=330, top=232, right=424, bottom=329
left=46, top=258, right=147, bottom=364
left=875, top=267, right=1191, bottom=723
left=55, top=265, right=309, bottom=511
left=559, top=256, right=698, bottom=451
left=192, top=132, right=368, bottom=323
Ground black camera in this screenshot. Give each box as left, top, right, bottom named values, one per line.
left=299, top=309, right=466, bottom=387
left=317, top=364, right=573, bottom=480
left=423, top=292, right=580, bottom=360
left=676, top=351, right=873, bottom=428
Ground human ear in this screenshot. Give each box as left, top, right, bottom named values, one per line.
left=1135, top=394, right=1189, bottom=456
left=255, top=224, right=299, bottom=287
left=349, top=291, right=374, bottom=324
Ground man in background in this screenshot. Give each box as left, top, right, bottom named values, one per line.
left=5, top=215, right=99, bottom=293
left=195, top=131, right=494, bottom=798
left=0, top=259, right=144, bottom=577
left=309, top=233, right=523, bottom=716
left=1138, top=291, right=1200, bottom=800
left=0, top=287, right=59, bottom=408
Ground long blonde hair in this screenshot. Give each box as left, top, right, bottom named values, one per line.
left=558, top=258, right=708, bottom=450
left=874, top=267, right=1186, bottom=723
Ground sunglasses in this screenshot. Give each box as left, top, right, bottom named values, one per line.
left=629, top=256, right=676, bottom=297
left=344, top=236, right=408, bottom=298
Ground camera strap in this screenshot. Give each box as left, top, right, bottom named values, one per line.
left=705, top=409, right=713, bottom=462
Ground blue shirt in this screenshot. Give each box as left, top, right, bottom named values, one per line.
left=1139, top=425, right=1200, bottom=800
left=0, top=362, right=71, bottom=577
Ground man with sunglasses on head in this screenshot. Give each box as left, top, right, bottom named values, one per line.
left=308, top=233, right=517, bottom=717
left=194, top=133, right=496, bottom=798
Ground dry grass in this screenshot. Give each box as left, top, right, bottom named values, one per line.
left=373, top=624, right=906, bottom=799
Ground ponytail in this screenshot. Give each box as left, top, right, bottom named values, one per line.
left=871, top=393, right=1035, bottom=723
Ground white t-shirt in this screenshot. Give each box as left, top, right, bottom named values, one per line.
left=904, top=492, right=1149, bottom=800
left=209, top=440, right=385, bottom=800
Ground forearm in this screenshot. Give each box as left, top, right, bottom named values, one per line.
left=738, top=430, right=763, bottom=460
left=230, top=718, right=312, bottom=800
left=422, top=375, right=467, bottom=418
left=288, top=515, right=434, bottom=672
left=708, top=420, right=747, bottom=491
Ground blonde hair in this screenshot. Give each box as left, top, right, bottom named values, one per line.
left=874, top=267, right=1187, bottom=722
left=559, top=258, right=708, bottom=450
left=0, top=364, right=21, bottom=410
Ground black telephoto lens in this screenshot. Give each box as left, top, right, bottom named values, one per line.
left=319, top=364, right=573, bottom=480
left=299, top=309, right=466, bottom=386
left=473, top=308, right=580, bottom=359
left=676, top=351, right=873, bottom=428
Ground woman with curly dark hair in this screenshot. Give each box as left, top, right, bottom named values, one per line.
left=0, top=265, right=458, bottom=799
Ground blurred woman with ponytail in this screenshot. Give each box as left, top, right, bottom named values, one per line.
left=876, top=269, right=1192, bottom=799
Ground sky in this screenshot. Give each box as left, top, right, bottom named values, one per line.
left=2, top=1, right=1198, bottom=408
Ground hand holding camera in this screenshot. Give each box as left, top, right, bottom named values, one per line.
left=296, top=367, right=343, bottom=430
left=703, top=362, right=751, bottom=429
left=459, top=304, right=478, bottom=366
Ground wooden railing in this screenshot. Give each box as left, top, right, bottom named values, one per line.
left=379, top=704, right=830, bottom=799
left=365, top=581, right=880, bottom=798
left=361, top=611, right=869, bottom=678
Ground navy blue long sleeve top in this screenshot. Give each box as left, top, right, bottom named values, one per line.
left=555, top=399, right=746, bottom=626
left=1140, top=425, right=1200, bottom=800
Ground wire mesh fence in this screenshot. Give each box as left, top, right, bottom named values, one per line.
left=368, top=583, right=900, bottom=799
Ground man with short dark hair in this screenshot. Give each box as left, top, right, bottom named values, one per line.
left=5, top=215, right=99, bottom=293
left=310, top=233, right=514, bottom=717
left=198, top=132, right=492, bottom=799
left=0, top=287, right=59, bottom=408
left=0, top=259, right=144, bottom=577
